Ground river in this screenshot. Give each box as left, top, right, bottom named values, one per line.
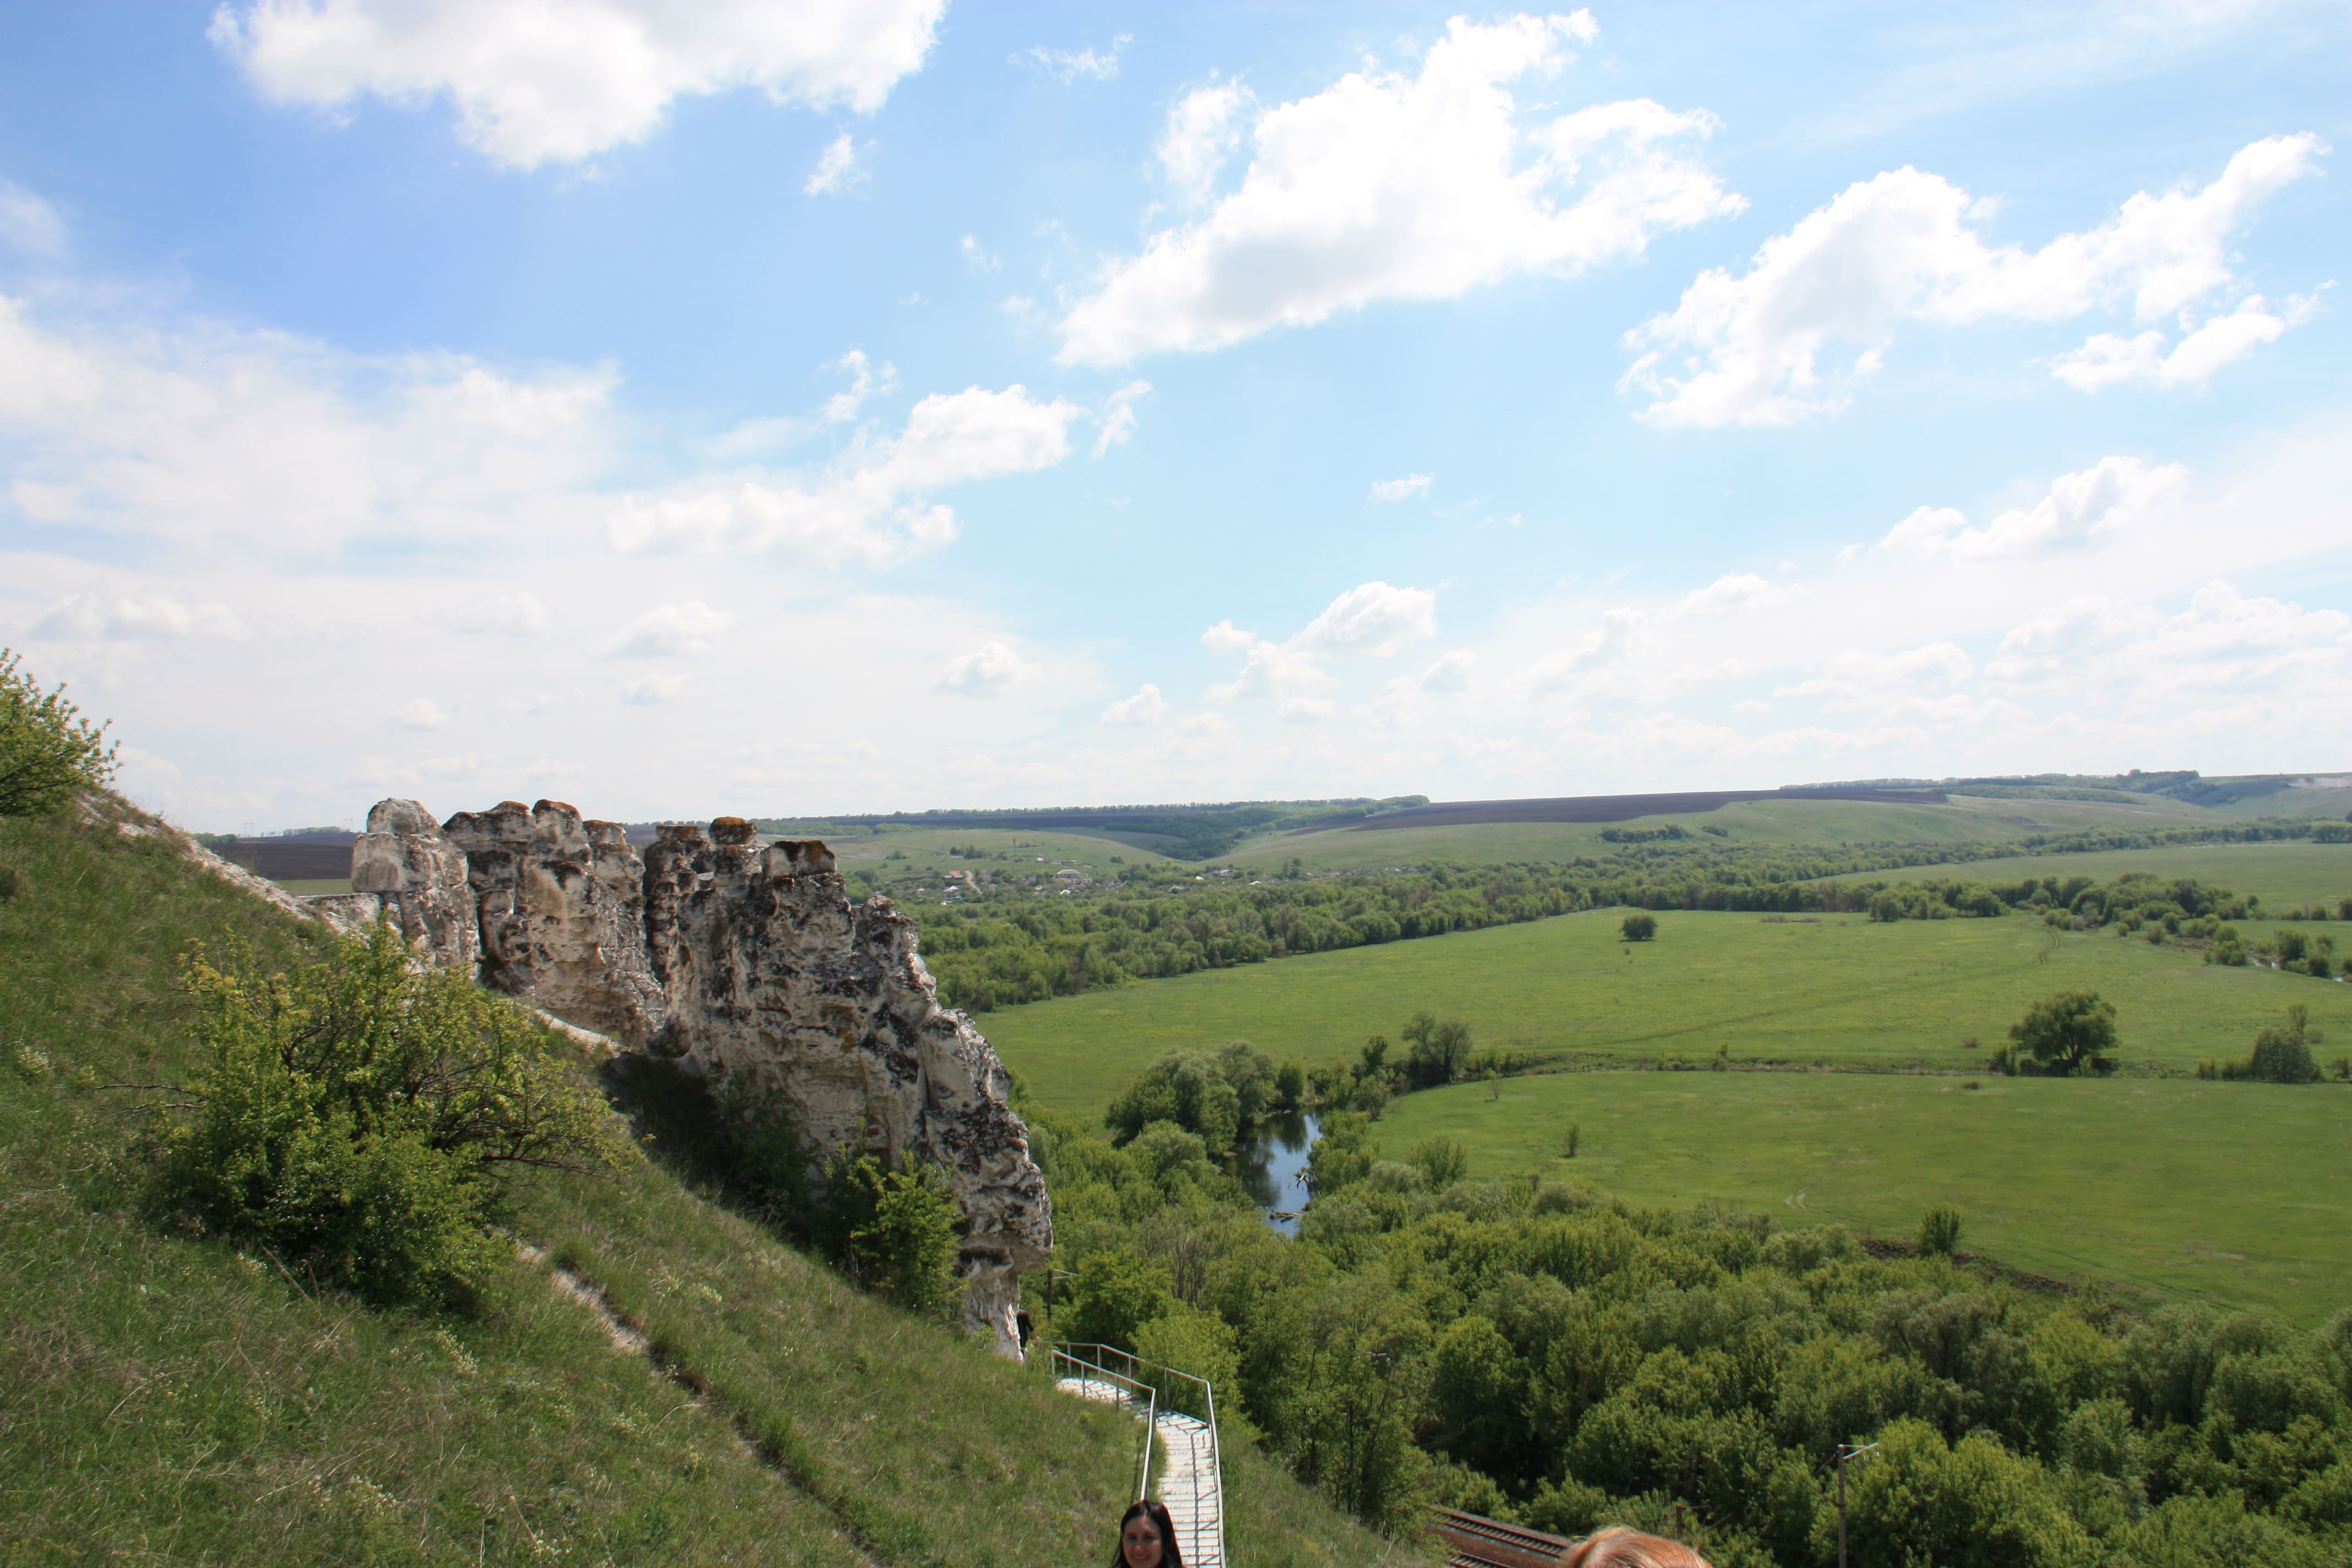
left=1232, top=1111, right=1319, bottom=1235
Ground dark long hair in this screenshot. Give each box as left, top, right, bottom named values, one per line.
left=1112, top=1499, right=1184, bottom=1568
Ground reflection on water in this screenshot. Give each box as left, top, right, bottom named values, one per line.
left=1233, top=1111, right=1320, bottom=1236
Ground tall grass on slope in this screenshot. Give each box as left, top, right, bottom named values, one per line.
left=1, top=801, right=1405, bottom=1567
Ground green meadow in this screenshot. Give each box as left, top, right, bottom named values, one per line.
left=1373, top=1071, right=2352, bottom=1324
left=983, top=907, right=2352, bottom=1121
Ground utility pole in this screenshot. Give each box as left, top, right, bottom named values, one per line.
left=1835, top=1442, right=1879, bottom=1568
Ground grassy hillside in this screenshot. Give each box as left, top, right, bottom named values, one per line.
left=1374, top=1071, right=2352, bottom=1324
left=1225, top=792, right=2214, bottom=871
left=0, top=801, right=1400, bottom=1568
left=985, top=907, right=2352, bottom=1118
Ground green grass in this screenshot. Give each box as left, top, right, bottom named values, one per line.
left=984, top=907, right=2352, bottom=1121
left=1821, top=840, right=2352, bottom=908
left=1222, top=791, right=2213, bottom=871
left=0, top=802, right=1397, bottom=1568
left=825, top=825, right=1154, bottom=883
left=273, top=875, right=351, bottom=895
left=1374, top=1071, right=2352, bottom=1324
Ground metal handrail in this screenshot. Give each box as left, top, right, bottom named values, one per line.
left=1048, top=1343, right=1159, bottom=1502
left=1047, top=1342, right=1226, bottom=1568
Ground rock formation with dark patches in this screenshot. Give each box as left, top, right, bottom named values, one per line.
left=640, top=818, right=1050, bottom=1352
left=322, top=797, right=1051, bottom=1358
left=346, top=798, right=480, bottom=970
left=440, top=799, right=668, bottom=1047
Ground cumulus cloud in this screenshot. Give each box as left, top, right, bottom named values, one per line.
left=1528, top=606, right=1646, bottom=693
left=1369, top=473, right=1433, bottom=503
left=1989, top=583, right=2351, bottom=692
left=1420, top=649, right=1476, bottom=692
left=620, top=673, right=687, bottom=706
left=448, top=592, right=550, bottom=635
left=1777, top=642, right=1975, bottom=708
left=210, top=0, right=945, bottom=169
left=398, top=697, right=448, bottom=730
left=609, top=384, right=1084, bottom=565
left=1092, top=381, right=1151, bottom=457
left=1058, top=13, right=1740, bottom=364
left=1157, top=81, right=1251, bottom=206
left=2049, top=294, right=2318, bottom=390
left=0, top=178, right=67, bottom=258
left=1625, top=134, right=2324, bottom=425
left=1672, top=572, right=1789, bottom=617
left=598, top=601, right=732, bottom=658
left=937, top=640, right=1032, bottom=695
left=1017, top=36, right=1128, bottom=84
left=803, top=132, right=865, bottom=195
left=1875, top=456, right=2188, bottom=559
left=1101, top=683, right=1169, bottom=725
left=1204, top=582, right=1440, bottom=704
left=31, top=592, right=247, bottom=640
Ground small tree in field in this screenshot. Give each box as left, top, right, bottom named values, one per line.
left=0, top=649, right=117, bottom=816
left=1620, top=913, right=1657, bottom=941
left=2008, top=990, right=2118, bottom=1076
left=1918, top=1204, right=1964, bottom=1256
left=2249, top=1005, right=2321, bottom=1084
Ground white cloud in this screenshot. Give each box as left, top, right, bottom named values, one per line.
left=821, top=349, right=895, bottom=421
left=1101, top=683, right=1169, bottom=725
left=1672, top=572, right=1788, bottom=617
left=1625, top=134, right=2324, bottom=425
left=1157, top=81, right=1251, bottom=206
left=1369, top=472, right=1433, bottom=503
left=938, top=640, right=1032, bottom=695
left=1206, top=582, right=1439, bottom=704
left=620, top=673, right=687, bottom=706
left=1777, top=642, right=1975, bottom=708
left=398, top=697, right=448, bottom=730
left=598, top=601, right=732, bottom=658
left=1092, top=381, right=1151, bottom=457
left=0, top=178, right=67, bottom=258
left=1988, top=583, right=2350, bottom=693
left=1527, top=606, right=1646, bottom=693
left=1420, top=649, right=1476, bottom=692
left=609, top=384, right=1083, bottom=565
left=960, top=234, right=999, bottom=271
left=1876, top=456, right=2188, bottom=559
left=448, top=592, right=550, bottom=635
left=211, top=0, right=946, bottom=170
left=804, top=132, right=864, bottom=195
left=1058, top=14, right=1740, bottom=364
left=1017, top=36, right=1129, bottom=84
left=2049, top=294, right=2317, bottom=390
left=1278, top=697, right=1337, bottom=723
left=1295, top=581, right=1439, bottom=655
left=31, top=592, right=247, bottom=641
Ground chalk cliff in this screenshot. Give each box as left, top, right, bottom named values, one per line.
left=330, top=799, right=1050, bottom=1358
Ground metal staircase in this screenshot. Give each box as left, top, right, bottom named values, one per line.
left=1049, top=1342, right=1227, bottom=1568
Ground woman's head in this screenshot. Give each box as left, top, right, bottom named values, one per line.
left=1563, top=1528, right=1711, bottom=1568
left=1114, top=1499, right=1184, bottom=1568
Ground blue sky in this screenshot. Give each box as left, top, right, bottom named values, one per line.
left=1, top=2, right=2346, bottom=830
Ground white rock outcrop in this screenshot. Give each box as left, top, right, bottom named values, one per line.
left=440, top=799, right=667, bottom=1047
left=328, top=799, right=1052, bottom=1358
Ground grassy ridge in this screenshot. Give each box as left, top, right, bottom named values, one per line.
left=1825, top=839, right=2352, bottom=907
left=1373, top=1071, right=2352, bottom=1324
left=984, top=908, right=2352, bottom=1119
left=0, top=803, right=1396, bottom=1567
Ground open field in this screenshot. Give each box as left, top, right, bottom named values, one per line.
left=1221, top=792, right=2213, bottom=871
left=983, top=908, right=2352, bottom=1121
left=1825, top=840, right=2352, bottom=909
left=822, top=825, right=1150, bottom=883
left=1374, top=1070, right=2352, bottom=1324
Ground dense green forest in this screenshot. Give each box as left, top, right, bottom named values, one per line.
left=891, top=824, right=2346, bottom=1010
left=1024, top=1059, right=2352, bottom=1568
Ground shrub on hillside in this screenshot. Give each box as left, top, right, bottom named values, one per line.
left=839, top=1155, right=963, bottom=1312
left=153, top=922, right=628, bottom=1308
left=2250, top=1006, right=2322, bottom=1085
left=2008, top=990, right=2119, bottom=1076
left=0, top=648, right=117, bottom=816
left=1620, top=912, right=1657, bottom=941
left=1918, top=1203, right=1965, bottom=1257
